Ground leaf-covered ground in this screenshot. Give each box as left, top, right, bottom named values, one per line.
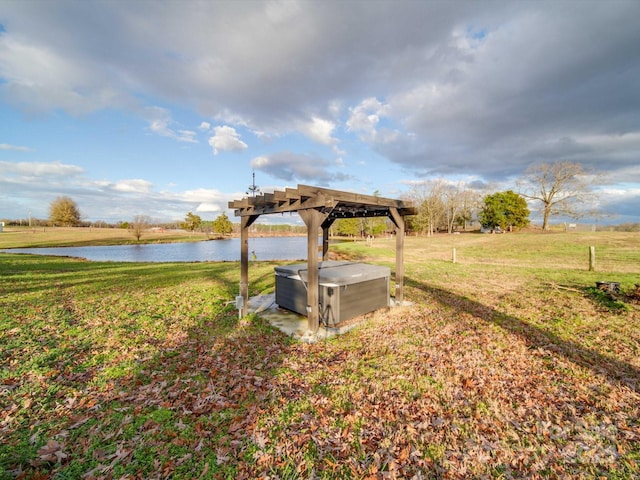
left=1, top=250, right=639, bottom=479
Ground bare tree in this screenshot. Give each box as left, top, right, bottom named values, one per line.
left=443, top=182, right=478, bottom=234
left=409, top=179, right=486, bottom=234
left=131, top=215, right=150, bottom=241
left=517, top=161, right=603, bottom=230
left=408, top=180, right=447, bottom=236
left=458, top=187, right=485, bottom=231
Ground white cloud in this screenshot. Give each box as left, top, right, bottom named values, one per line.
left=574, top=132, right=640, bottom=164
left=112, top=179, right=153, bottom=193
left=0, top=159, right=237, bottom=221
left=298, top=116, right=337, bottom=146
left=346, top=97, right=390, bottom=141
left=144, top=106, right=197, bottom=143
left=265, top=0, right=302, bottom=24
left=0, top=143, right=32, bottom=152
left=182, top=188, right=225, bottom=202
left=182, top=188, right=231, bottom=215
left=251, top=156, right=270, bottom=169
left=604, top=165, right=640, bottom=185
left=0, top=160, right=84, bottom=177
left=0, top=33, right=125, bottom=114
left=177, top=130, right=197, bottom=142
left=250, top=129, right=269, bottom=141
left=1, top=1, right=640, bottom=222
left=251, top=152, right=352, bottom=184
left=195, top=202, right=221, bottom=213
left=208, top=125, right=248, bottom=155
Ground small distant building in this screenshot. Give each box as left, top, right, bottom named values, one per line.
left=0, top=221, right=4, bottom=232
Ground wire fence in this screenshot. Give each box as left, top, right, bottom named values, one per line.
left=400, top=233, right=640, bottom=275
left=586, top=244, right=640, bottom=274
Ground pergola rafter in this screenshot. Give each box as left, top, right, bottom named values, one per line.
left=229, top=184, right=416, bottom=333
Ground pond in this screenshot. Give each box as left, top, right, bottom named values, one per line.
left=2, top=236, right=321, bottom=262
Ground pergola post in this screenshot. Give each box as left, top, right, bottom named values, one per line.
left=389, top=208, right=405, bottom=303
left=240, top=214, right=259, bottom=316
left=299, top=209, right=325, bottom=332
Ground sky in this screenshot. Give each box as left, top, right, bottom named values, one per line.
left=1, top=0, right=639, bottom=226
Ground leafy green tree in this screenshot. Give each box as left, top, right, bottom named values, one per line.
left=363, top=217, right=388, bottom=236
left=334, top=191, right=390, bottom=237
left=49, top=196, right=81, bottom=226
left=212, top=212, right=233, bottom=235
left=479, top=190, right=530, bottom=231
left=181, top=212, right=202, bottom=232
left=334, top=218, right=361, bottom=237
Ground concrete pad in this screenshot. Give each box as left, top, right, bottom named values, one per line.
left=248, top=293, right=348, bottom=342
left=247, top=293, right=412, bottom=343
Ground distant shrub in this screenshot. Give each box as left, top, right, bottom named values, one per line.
left=613, top=222, right=640, bottom=232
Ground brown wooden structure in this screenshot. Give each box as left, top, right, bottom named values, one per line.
left=228, top=184, right=416, bottom=332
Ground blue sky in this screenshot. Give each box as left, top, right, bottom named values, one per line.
left=1, top=0, right=639, bottom=225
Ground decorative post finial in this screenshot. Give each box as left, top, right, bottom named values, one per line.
left=246, top=171, right=261, bottom=197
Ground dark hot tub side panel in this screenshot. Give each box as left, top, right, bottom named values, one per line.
left=275, top=261, right=390, bottom=324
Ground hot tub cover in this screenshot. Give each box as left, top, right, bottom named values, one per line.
left=274, top=261, right=390, bottom=286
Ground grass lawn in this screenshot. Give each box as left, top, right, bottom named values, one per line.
left=0, top=226, right=214, bottom=249
left=1, top=231, right=639, bottom=478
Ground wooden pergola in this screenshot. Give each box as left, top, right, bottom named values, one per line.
left=228, top=184, right=416, bottom=332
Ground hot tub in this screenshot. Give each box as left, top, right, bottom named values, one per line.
left=275, top=261, right=390, bottom=325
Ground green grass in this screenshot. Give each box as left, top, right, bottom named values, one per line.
left=0, top=225, right=216, bottom=248
left=1, top=231, right=639, bottom=478
left=337, top=230, right=640, bottom=273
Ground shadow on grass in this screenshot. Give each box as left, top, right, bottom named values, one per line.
left=407, top=277, right=640, bottom=394
left=0, top=255, right=291, bottom=478
left=1, top=254, right=284, bottom=300
left=0, top=254, right=243, bottom=298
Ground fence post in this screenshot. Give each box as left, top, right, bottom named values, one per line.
left=589, top=246, right=595, bottom=271
left=452, top=247, right=457, bottom=264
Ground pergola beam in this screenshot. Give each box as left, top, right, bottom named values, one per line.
left=229, top=184, right=414, bottom=217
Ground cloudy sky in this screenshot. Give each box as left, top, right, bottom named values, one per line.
left=1, top=0, right=639, bottom=225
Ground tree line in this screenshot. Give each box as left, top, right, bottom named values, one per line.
left=405, top=161, right=607, bottom=234
left=406, top=181, right=530, bottom=235
left=4, top=161, right=620, bottom=237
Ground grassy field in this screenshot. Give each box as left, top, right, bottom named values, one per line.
left=1, top=231, right=639, bottom=478
left=0, top=226, right=213, bottom=249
